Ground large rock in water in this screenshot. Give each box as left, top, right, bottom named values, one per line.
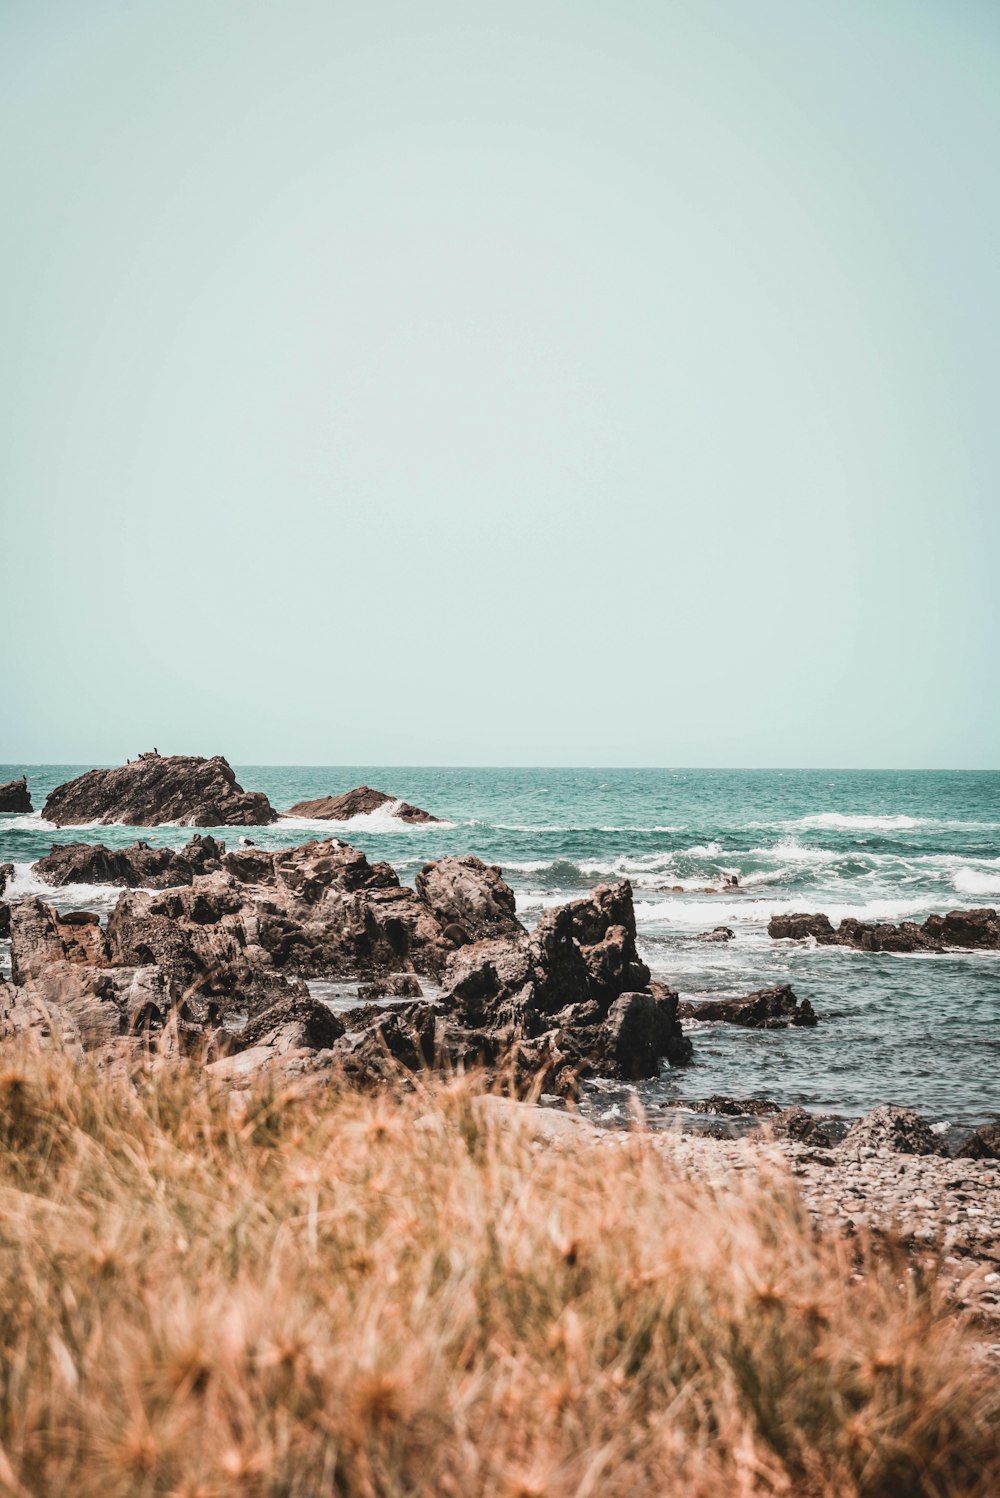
left=677, top=984, right=818, bottom=1028
left=34, top=835, right=226, bottom=889
left=43, top=756, right=276, bottom=828
left=0, top=777, right=32, bottom=813
left=286, top=786, right=440, bottom=824
left=768, top=907, right=1000, bottom=953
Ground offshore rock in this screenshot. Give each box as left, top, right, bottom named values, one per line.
left=34, top=835, right=226, bottom=889
left=677, top=984, right=818, bottom=1028
left=768, top=906, right=1000, bottom=952
left=841, top=1105, right=939, bottom=1156
left=285, top=785, right=441, bottom=824
left=696, top=926, right=735, bottom=943
left=0, top=777, right=32, bottom=813
left=43, top=755, right=276, bottom=828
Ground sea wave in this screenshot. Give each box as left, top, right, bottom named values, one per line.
left=277, top=804, right=456, bottom=833
left=952, top=866, right=1000, bottom=896
left=797, top=813, right=924, bottom=831
left=2, top=863, right=125, bottom=915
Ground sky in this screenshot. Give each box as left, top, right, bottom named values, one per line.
left=2, top=0, right=998, bottom=767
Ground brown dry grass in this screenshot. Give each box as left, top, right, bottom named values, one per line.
left=0, top=1050, right=995, bottom=1497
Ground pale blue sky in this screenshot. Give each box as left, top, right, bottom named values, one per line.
left=2, top=0, right=998, bottom=766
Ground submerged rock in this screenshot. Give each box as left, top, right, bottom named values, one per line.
left=34, top=835, right=226, bottom=889
left=43, top=756, right=276, bottom=828
left=0, top=777, right=32, bottom=813
left=677, top=984, right=818, bottom=1029
left=768, top=906, right=1000, bottom=953
left=285, top=785, right=440, bottom=824
left=695, top=926, right=735, bottom=943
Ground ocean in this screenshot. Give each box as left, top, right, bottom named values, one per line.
left=2, top=765, right=998, bottom=1126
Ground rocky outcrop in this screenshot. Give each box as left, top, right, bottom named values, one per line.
left=0, top=777, right=32, bottom=813
left=285, top=786, right=440, bottom=824
left=695, top=926, right=735, bottom=943
left=43, top=756, right=276, bottom=828
left=2, top=843, right=693, bottom=1090
left=677, top=984, right=817, bottom=1028
left=768, top=907, right=1000, bottom=953
left=0, top=896, right=233, bottom=1054
left=841, top=1105, right=938, bottom=1156
left=34, top=835, right=226, bottom=889
left=345, top=881, right=693, bottom=1093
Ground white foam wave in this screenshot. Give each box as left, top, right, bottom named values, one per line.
left=747, top=840, right=841, bottom=865
left=278, top=804, right=456, bottom=833
left=630, top=894, right=947, bottom=930
left=3, top=863, right=124, bottom=915
left=798, top=813, right=923, bottom=832
left=952, top=866, right=1000, bottom=896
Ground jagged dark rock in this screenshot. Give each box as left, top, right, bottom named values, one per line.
left=415, top=855, right=522, bottom=942
left=677, top=984, right=818, bottom=1028
left=695, top=926, right=735, bottom=943
left=841, top=1105, right=939, bottom=1156
left=43, top=755, right=276, bottom=828
left=769, top=907, right=1000, bottom=953
left=285, top=786, right=440, bottom=824
left=234, top=994, right=346, bottom=1053
left=34, top=835, right=226, bottom=889
left=770, top=1105, right=834, bottom=1147
left=0, top=777, right=32, bottom=813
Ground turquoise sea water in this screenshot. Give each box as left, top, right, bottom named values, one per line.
left=2, top=766, right=999, bottom=1125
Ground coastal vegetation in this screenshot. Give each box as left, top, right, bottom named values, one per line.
left=0, top=1049, right=996, bottom=1498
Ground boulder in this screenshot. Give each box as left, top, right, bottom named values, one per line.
left=0, top=777, right=32, bottom=813
left=768, top=907, right=999, bottom=953
left=415, top=856, right=523, bottom=942
left=768, top=913, right=838, bottom=942
left=677, top=984, right=818, bottom=1028
left=34, top=835, right=226, bottom=889
left=43, top=755, right=276, bottom=828
left=841, top=1105, right=938, bottom=1156
left=285, top=786, right=440, bottom=824
left=695, top=926, right=735, bottom=943
left=954, top=1121, right=1000, bottom=1160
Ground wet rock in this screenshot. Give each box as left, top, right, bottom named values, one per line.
left=43, top=756, right=276, bottom=828
left=769, top=906, right=999, bottom=953
left=923, top=908, right=1000, bottom=950
left=357, top=973, right=424, bottom=1001
left=415, top=856, right=522, bottom=942
left=602, top=990, right=681, bottom=1081
left=771, top=1104, right=833, bottom=1147
left=677, top=984, right=818, bottom=1028
left=768, top=912, right=838, bottom=942
left=0, top=777, right=32, bottom=813
left=954, top=1121, right=1000, bottom=1160
left=34, top=835, right=226, bottom=889
left=695, top=926, right=735, bottom=943
left=841, top=1105, right=938, bottom=1156
left=685, top=1096, right=781, bottom=1117
left=285, top=785, right=441, bottom=824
